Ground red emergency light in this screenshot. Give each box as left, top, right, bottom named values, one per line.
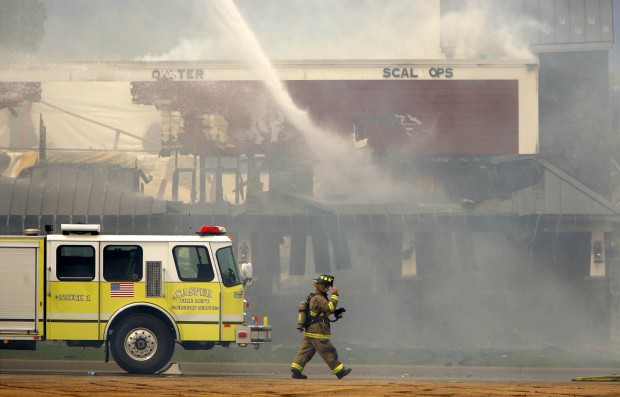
left=197, top=225, right=226, bottom=236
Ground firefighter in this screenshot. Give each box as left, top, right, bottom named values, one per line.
left=290, top=274, right=351, bottom=379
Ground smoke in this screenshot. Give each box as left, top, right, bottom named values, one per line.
left=134, top=0, right=541, bottom=204
left=137, top=0, right=441, bottom=61
left=18, top=0, right=617, bottom=359
left=141, top=0, right=420, bottom=204
left=138, top=3, right=607, bottom=355
left=39, top=0, right=538, bottom=62
left=440, top=1, right=537, bottom=59
left=140, top=37, right=231, bottom=62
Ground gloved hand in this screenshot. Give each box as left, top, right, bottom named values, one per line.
left=297, top=325, right=304, bottom=332
left=334, top=307, right=346, bottom=319
left=332, top=287, right=339, bottom=295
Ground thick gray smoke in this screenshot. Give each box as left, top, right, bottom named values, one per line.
left=207, top=0, right=414, bottom=204
left=6, top=0, right=619, bottom=361
left=139, top=0, right=427, bottom=204
left=201, top=2, right=616, bottom=360
left=440, top=0, right=538, bottom=59
left=178, top=0, right=603, bottom=357
left=137, top=0, right=442, bottom=61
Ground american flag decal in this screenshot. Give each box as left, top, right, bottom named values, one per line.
left=111, top=282, right=134, bottom=297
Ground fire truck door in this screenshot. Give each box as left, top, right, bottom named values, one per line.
left=98, top=243, right=145, bottom=337
left=46, top=241, right=100, bottom=340
left=168, top=244, right=221, bottom=341
left=216, top=245, right=245, bottom=339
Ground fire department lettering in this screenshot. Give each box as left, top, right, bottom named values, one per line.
left=173, top=287, right=212, bottom=299
left=170, top=305, right=219, bottom=311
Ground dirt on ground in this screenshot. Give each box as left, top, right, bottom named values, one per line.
left=1, top=374, right=619, bottom=397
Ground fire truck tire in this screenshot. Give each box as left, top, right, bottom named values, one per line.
left=110, top=314, right=174, bottom=374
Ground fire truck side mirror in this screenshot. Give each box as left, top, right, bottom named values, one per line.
left=241, top=262, right=253, bottom=286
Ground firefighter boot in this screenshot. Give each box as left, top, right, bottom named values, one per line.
left=291, top=369, right=308, bottom=379
left=336, top=367, right=352, bottom=379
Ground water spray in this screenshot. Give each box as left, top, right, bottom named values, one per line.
left=208, top=0, right=408, bottom=203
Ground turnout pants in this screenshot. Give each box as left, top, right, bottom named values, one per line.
left=291, top=336, right=344, bottom=375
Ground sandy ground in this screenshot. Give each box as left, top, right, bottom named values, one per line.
left=2, top=360, right=620, bottom=396
left=1, top=373, right=620, bottom=397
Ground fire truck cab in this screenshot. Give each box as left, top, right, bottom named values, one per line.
left=0, top=224, right=271, bottom=374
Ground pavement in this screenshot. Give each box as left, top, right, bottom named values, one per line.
left=1, top=359, right=619, bottom=381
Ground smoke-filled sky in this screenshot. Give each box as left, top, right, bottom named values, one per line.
left=613, top=0, right=620, bottom=67
left=36, top=0, right=620, bottom=69
left=40, top=0, right=442, bottom=61
left=38, top=0, right=620, bottom=65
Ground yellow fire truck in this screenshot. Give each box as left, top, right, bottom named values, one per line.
left=0, top=224, right=271, bottom=374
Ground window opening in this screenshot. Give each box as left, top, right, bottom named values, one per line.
left=172, top=245, right=214, bottom=281
left=217, top=246, right=241, bottom=287
left=57, top=245, right=95, bottom=281
left=103, top=245, right=143, bottom=282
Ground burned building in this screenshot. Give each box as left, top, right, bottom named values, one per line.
left=0, top=0, right=618, bottom=348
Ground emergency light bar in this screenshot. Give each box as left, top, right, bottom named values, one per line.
left=61, top=224, right=101, bottom=235
left=197, top=225, right=227, bottom=236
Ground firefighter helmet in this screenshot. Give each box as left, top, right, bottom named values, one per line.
left=313, top=274, right=334, bottom=287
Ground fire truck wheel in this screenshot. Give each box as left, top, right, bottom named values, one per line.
left=110, top=314, right=174, bottom=374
